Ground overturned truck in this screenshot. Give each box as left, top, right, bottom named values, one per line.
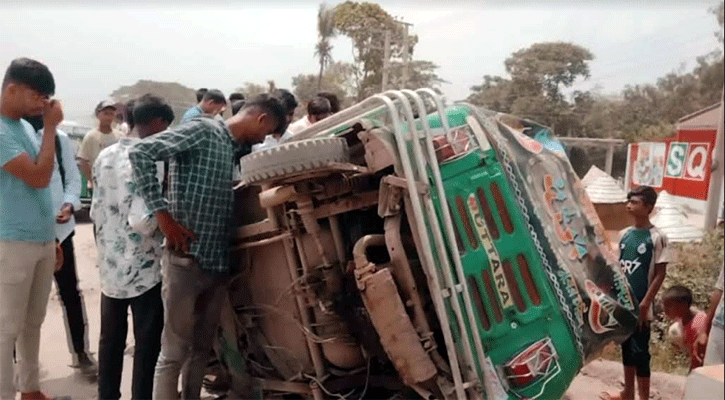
left=219, top=89, right=639, bottom=399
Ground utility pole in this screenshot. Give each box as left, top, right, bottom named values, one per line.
left=382, top=30, right=391, bottom=92
left=704, top=89, right=724, bottom=230
left=395, top=19, right=413, bottom=89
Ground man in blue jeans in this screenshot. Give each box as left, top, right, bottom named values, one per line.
left=0, top=58, right=64, bottom=400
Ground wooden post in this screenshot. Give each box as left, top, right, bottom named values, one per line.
left=605, top=143, right=615, bottom=176
left=704, top=92, right=724, bottom=230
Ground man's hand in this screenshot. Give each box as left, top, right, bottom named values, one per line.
left=693, top=331, right=708, bottom=364
left=56, top=203, right=73, bottom=224
left=55, top=242, right=63, bottom=271
left=156, top=210, right=197, bottom=254
left=43, top=99, right=64, bottom=129
left=638, top=302, right=650, bottom=328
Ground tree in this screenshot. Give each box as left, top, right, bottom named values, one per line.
left=468, top=42, right=594, bottom=135
left=315, top=3, right=337, bottom=90
left=292, top=61, right=356, bottom=117
left=235, top=82, right=268, bottom=98
left=332, top=1, right=444, bottom=99
left=505, top=42, right=594, bottom=102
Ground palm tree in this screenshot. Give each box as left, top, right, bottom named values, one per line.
left=315, top=3, right=336, bottom=90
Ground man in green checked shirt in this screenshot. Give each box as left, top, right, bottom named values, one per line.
left=128, top=94, right=287, bottom=399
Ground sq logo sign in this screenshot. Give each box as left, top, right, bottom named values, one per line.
left=683, top=143, right=710, bottom=181
left=665, top=142, right=688, bottom=178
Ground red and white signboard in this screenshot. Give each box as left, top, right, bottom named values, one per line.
left=626, top=130, right=716, bottom=200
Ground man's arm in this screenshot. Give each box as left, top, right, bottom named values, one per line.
left=1, top=101, right=64, bottom=188
left=77, top=158, right=92, bottom=184
left=59, top=132, right=82, bottom=214
left=76, top=129, right=96, bottom=183
left=129, top=122, right=206, bottom=252
left=639, top=262, right=667, bottom=325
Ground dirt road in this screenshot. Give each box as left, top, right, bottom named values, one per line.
left=34, top=222, right=686, bottom=399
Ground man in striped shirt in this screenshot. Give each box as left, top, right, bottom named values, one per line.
left=129, top=93, right=287, bottom=399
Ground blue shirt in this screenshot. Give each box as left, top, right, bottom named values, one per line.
left=0, top=115, right=55, bottom=242
left=181, top=105, right=203, bottom=124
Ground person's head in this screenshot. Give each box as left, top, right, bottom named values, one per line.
left=316, top=91, right=340, bottom=114
left=626, top=185, right=658, bottom=217
left=662, top=285, right=693, bottom=320
left=229, top=92, right=245, bottom=102
left=1, top=57, right=55, bottom=118
left=124, top=99, right=136, bottom=132
left=231, top=99, right=246, bottom=116
left=199, top=89, right=226, bottom=115
left=271, top=88, right=298, bottom=124
left=307, top=96, right=332, bottom=123
left=133, top=94, right=175, bottom=139
left=95, top=100, right=117, bottom=128
left=226, top=93, right=287, bottom=144
left=195, top=88, right=208, bottom=103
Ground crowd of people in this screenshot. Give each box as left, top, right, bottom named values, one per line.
left=0, top=57, right=722, bottom=400
left=0, top=57, right=339, bottom=400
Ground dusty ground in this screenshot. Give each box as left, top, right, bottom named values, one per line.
left=33, top=222, right=687, bottom=399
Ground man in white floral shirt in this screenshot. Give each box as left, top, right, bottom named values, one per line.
left=90, top=94, right=174, bottom=400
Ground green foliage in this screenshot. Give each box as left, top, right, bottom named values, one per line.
left=468, top=42, right=593, bottom=136
left=235, top=82, right=268, bottom=99
left=291, top=61, right=356, bottom=117
left=315, top=3, right=337, bottom=90
left=505, top=42, right=594, bottom=101
left=331, top=1, right=441, bottom=99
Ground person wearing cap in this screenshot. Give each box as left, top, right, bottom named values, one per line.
left=76, top=100, right=122, bottom=188
left=0, top=57, right=65, bottom=400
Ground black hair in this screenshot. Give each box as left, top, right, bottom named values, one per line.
left=196, top=88, right=208, bottom=102
left=3, top=58, right=55, bottom=96
left=663, top=285, right=693, bottom=306
left=271, top=88, right=298, bottom=114
left=316, top=91, right=340, bottom=113
left=202, top=89, right=226, bottom=105
left=242, top=93, right=289, bottom=134
left=125, top=99, right=136, bottom=131
left=231, top=99, right=246, bottom=116
left=229, top=92, right=245, bottom=102
left=307, top=96, right=331, bottom=117
left=627, top=185, right=658, bottom=207
left=133, top=94, right=175, bottom=126
left=23, top=115, right=44, bottom=132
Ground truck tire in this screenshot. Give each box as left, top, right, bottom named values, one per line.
left=240, top=137, right=349, bottom=185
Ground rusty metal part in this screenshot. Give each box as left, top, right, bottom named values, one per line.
left=296, top=196, right=332, bottom=267
left=259, top=185, right=298, bottom=208
left=384, top=215, right=451, bottom=376
left=328, top=215, right=347, bottom=266
left=358, top=127, right=398, bottom=173
left=353, top=235, right=438, bottom=387
left=312, top=191, right=379, bottom=220
left=254, top=378, right=313, bottom=396
left=233, top=219, right=278, bottom=240
left=232, top=232, right=292, bottom=250
left=310, top=381, right=324, bottom=400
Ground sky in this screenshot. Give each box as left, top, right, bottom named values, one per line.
left=1, top=0, right=722, bottom=126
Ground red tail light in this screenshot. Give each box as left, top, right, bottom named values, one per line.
left=432, top=128, right=472, bottom=163
left=504, top=338, right=557, bottom=388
